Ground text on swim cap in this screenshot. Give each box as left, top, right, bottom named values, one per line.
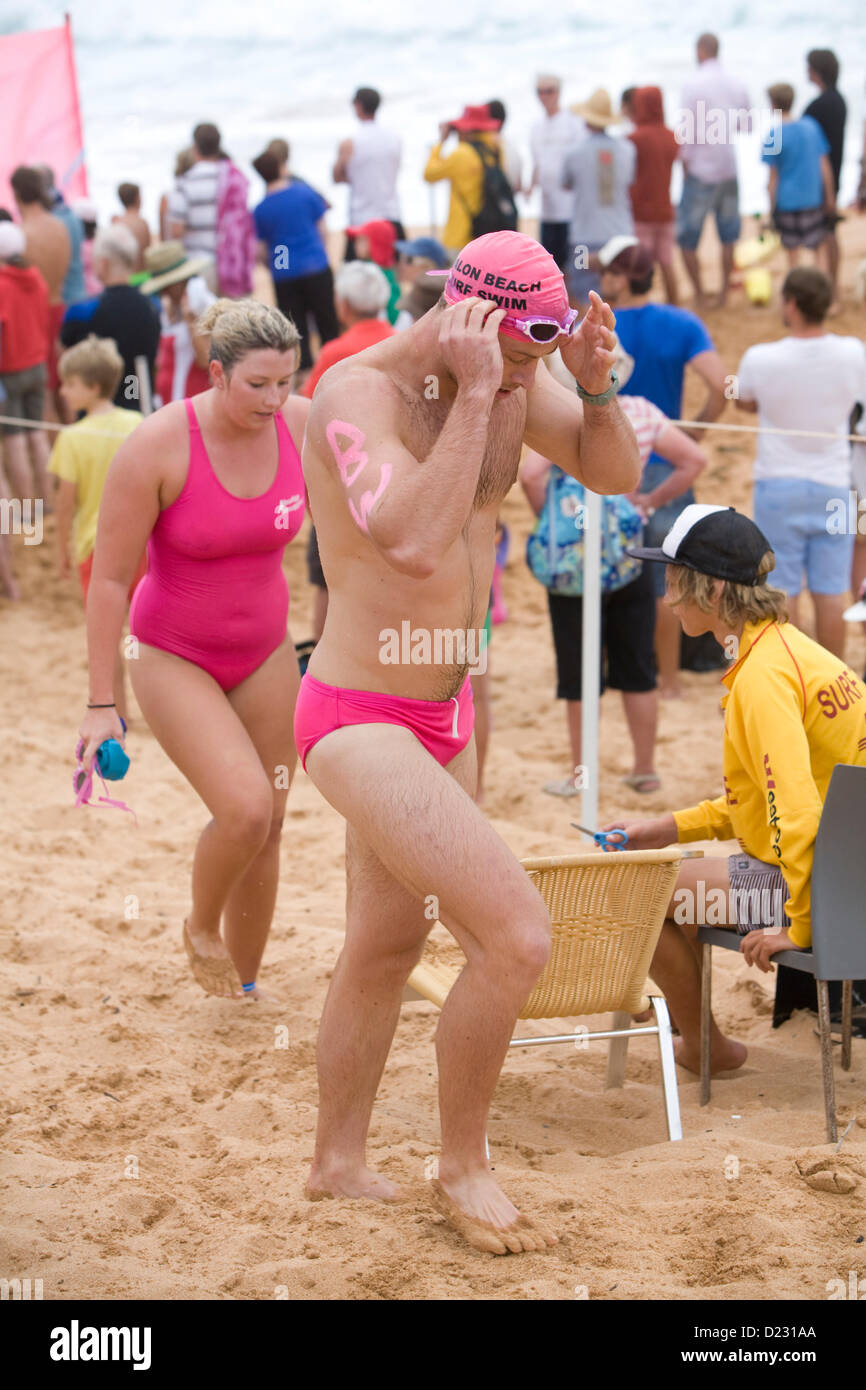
left=452, top=258, right=543, bottom=296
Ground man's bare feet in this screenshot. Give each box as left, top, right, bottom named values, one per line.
left=182, top=919, right=243, bottom=998
left=674, top=1035, right=747, bottom=1075
left=431, top=1174, right=557, bottom=1255
left=658, top=683, right=685, bottom=700
left=305, top=1162, right=402, bottom=1203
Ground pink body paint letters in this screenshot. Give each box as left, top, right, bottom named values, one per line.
left=325, top=419, right=391, bottom=534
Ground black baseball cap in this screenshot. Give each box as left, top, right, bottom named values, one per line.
left=627, top=504, right=773, bottom=585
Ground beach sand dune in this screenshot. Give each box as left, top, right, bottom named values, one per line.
left=1, top=222, right=865, bottom=1300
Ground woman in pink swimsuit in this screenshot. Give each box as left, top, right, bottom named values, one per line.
left=78, top=299, right=308, bottom=999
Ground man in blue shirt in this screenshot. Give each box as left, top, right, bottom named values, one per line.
left=599, top=236, right=727, bottom=694
left=763, top=83, right=835, bottom=273
left=252, top=148, right=339, bottom=380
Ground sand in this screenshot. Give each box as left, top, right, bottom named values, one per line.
left=1, top=219, right=865, bottom=1301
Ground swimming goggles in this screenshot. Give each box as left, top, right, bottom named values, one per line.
left=500, top=308, right=580, bottom=342
left=73, top=729, right=137, bottom=824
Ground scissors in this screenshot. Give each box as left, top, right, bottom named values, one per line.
left=571, top=822, right=628, bottom=852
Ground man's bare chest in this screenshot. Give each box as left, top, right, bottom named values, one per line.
left=399, top=391, right=526, bottom=511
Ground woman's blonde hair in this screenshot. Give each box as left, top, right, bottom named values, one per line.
left=666, top=550, right=789, bottom=626
left=196, top=298, right=300, bottom=376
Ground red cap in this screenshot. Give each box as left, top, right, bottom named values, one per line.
left=345, top=220, right=397, bottom=268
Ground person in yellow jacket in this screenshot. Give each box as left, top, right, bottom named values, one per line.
left=423, top=105, right=503, bottom=252
left=603, top=503, right=866, bottom=1075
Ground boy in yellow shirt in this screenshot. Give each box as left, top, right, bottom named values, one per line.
left=50, top=336, right=145, bottom=716
left=605, top=504, right=866, bottom=1074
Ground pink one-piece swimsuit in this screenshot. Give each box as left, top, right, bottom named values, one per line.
left=130, top=397, right=305, bottom=691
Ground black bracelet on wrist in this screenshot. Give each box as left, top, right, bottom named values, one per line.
left=87, top=702, right=116, bottom=709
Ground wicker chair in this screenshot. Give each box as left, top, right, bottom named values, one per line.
left=404, top=847, right=693, bottom=1143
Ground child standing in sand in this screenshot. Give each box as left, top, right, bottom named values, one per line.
left=50, top=336, right=145, bottom=720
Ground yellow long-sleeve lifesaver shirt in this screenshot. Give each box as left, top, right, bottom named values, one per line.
left=673, top=620, right=866, bottom=947
left=423, top=134, right=499, bottom=251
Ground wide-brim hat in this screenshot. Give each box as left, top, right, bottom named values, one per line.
left=571, top=88, right=619, bottom=128
left=138, top=241, right=213, bottom=294
left=451, top=104, right=500, bottom=133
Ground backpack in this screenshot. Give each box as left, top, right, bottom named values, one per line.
left=526, top=467, right=643, bottom=597
left=463, top=139, right=518, bottom=238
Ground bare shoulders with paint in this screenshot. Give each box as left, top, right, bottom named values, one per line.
left=303, top=346, right=523, bottom=702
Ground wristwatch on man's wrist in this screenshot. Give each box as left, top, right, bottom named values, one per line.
left=575, top=369, right=619, bottom=405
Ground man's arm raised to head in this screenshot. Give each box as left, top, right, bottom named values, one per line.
left=523, top=291, right=640, bottom=495
left=306, top=299, right=506, bottom=578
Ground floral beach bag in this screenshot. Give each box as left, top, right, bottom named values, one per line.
left=526, top=465, right=643, bottom=597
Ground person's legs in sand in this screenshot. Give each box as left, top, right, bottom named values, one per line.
left=304, top=722, right=557, bottom=1254
left=223, top=640, right=299, bottom=995
left=812, top=592, right=848, bottom=659
left=130, top=638, right=297, bottom=998
left=0, top=463, right=20, bottom=600
left=655, top=598, right=683, bottom=696
left=470, top=669, right=490, bottom=801
left=648, top=855, right=747, bottom=1074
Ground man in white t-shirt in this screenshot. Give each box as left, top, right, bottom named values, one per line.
left=333, top=87, right=403, bottom=259
left=167, top=123, right=223, bottom=288
left=737, top=266, right=866, bottom=656
left=676, top=33, right=750, bottom=308
left=528, top=74, right=586, bottom=271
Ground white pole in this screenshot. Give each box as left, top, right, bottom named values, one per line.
left=580, top=488, right=601, bottom=830
left=134, top=355, right=153, bottom=416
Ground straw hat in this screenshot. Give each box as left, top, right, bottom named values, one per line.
left=138, top=241, right=213, bottom=294
left=571, top=88, right=618, bottom=128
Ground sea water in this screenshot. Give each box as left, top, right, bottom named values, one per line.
left=7, top=0, right=866, bottom=234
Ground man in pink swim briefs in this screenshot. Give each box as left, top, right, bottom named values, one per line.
left=296, top=230, right=640, bottom=1253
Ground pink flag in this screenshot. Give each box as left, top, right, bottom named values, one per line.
left=0, top=17, right=88, bottom=214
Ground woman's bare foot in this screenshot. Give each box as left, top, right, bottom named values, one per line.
left=238, top=984, right=281, bottom=1003
left=431, top=1173, right=557, bottom=1255
left=305, top=1161, right=402, bottom=1203
left=674, top=1035, right=747, bottom=1075
left=182, top=919, right=243, bottom=998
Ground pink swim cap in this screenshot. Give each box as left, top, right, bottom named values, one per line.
left=442, top=231, right=570, bottom=341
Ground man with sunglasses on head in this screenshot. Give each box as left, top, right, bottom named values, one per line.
left=295, top=230, right=639, bottom=1255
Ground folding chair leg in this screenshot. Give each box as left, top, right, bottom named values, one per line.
left=605, top=1011, right=631, bottom=1089
left=841, top=980, right=853, bottom=1073
left=700, top=942, right=712, bottom=1107
left=651, top=995, right=683, bottom=1142
left=817, top=979, right=838, bottom=1144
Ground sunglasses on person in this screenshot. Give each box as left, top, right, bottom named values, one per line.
left=537, top=87, right=558, bottom=96
left=501, top=307, right=580, bottom=342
